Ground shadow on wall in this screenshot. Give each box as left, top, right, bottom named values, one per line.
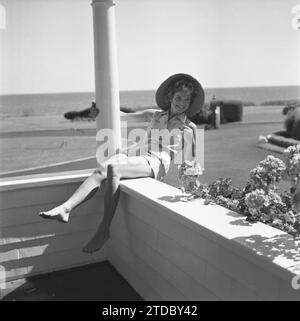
left=0, top=181, right=107, bottom=300
left=233, top=233, right=300, bottom=274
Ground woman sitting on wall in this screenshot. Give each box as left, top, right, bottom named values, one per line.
left=38, top=73, right=205, bottom=253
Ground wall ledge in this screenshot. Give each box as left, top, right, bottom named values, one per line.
left=120, top=178, right=300, bottom=280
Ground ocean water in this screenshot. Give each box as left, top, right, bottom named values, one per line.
left=0, top=86, right=299, bottom=117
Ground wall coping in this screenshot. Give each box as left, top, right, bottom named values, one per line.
left=1, top=172, right=300, bottom=281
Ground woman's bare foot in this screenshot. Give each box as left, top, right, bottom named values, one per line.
left=82, top=227, right=110, bottom=254
left=38, top=204, right=71, bottom=223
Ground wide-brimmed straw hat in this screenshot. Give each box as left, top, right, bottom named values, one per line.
left=155, top=73, right=205, bottom=118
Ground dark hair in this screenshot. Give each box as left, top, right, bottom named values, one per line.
left=166, top=79, right=197, bottom=107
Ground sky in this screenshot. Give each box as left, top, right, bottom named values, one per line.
left=0, top=0, right=299, bottom=95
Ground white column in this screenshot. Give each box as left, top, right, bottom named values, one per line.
left=91, top=0, right=121, bottom=156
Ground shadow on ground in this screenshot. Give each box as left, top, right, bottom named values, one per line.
left=2, top=261, right=143, bottom=301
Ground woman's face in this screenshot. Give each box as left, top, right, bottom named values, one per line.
left=169, top=89, right=191, bottom=116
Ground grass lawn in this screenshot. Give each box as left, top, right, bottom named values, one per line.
left=0, top=105, right=291, bottom=188
left=0, top=122, right=287, bottom=189
left=200, top=122, right=285, bottom=188
left=0, top=136, right=97, bottom=172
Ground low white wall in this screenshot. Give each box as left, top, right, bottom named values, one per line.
left=1, top=172, right=300, bottom=300
left=108, top=178, right=300, bottom=301
left=0, top=170, right=107, bottom=297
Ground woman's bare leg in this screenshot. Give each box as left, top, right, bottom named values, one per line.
left=38, top=168, right=107, bottom=223
left=83, top=164, right=120, bottom=253
left=83, top=156, right=153, bottom=253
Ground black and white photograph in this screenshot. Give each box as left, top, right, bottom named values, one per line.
left=0, top=0, right=300, bottom=304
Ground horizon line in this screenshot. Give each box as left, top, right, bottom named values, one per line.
left=1, top=84, right=300, bottom=97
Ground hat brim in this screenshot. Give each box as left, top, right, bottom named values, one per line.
left=155, top=73, right=205, bottom=118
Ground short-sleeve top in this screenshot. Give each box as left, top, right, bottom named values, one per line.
left=142, top=110, right=196, bottom=175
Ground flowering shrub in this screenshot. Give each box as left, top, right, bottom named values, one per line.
left=178, top=160, right=203, bottom=196
left=178, top=145, right=300, bottom=237
left=248, top=156, right=286, bottom=190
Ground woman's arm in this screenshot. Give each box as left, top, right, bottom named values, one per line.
left=120, top=109, right=158, bottom=154
left=121, top=108, right=157, bottom=124
left=185, top=120, right=197, bottom=158
left=182, top=127, right=195, bottom=162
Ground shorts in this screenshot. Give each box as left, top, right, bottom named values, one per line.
left=142, top=154, right=167, bottom=181
left=97, top=152, right=167, bottom=181
left=96, top=153, right=130, bottom=172
left=142, top=153, right=181, bottom=188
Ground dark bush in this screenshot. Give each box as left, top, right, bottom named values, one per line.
left=284, top=107, right=300, bottom=140
left=64, top=106, right=99, bottom=121
left=283, top=105, right=296, bottom=115
left=189, top=103, right=211, bottom=124
left=64, top=108, right=93, bottom=120
left=282, top=102, right=300, bottom=115
left=210, top=100, right=243, bottom=123
left=189, top=112, right=209, bottom=124
left=190, top=100, right=243, bottom=124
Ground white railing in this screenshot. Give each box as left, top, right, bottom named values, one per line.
left=1, top=171, right=300, bottom=300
